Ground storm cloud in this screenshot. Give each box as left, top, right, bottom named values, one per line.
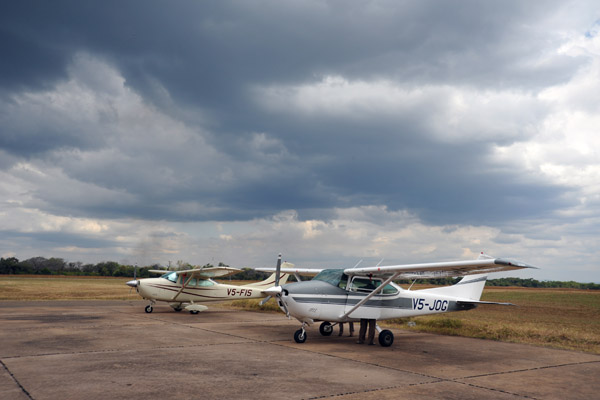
left=1, top=1, right=599, bottom=281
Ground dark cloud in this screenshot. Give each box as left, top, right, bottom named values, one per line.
left=0, top=1, right=595, bottom=241
left=0, top=229, right=120, bottom=249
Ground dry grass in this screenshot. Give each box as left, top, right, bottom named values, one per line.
left=381, top=287, right=600, bottom=354
left=0, top=275, right=139, bottom=300
left=2, top=276, right=598, bottom=354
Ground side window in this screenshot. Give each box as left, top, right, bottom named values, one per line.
left=348, top=277, right=398, bottom=295
left=197, top=279, right=215, bottom=287
left=349, top=277, right=380, bottom=292
left=381, top=283, right=398, bottom=295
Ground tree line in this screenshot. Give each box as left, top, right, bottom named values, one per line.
left=0, top=256, right=270, bottom=280
left=1, top=256, right=598, bottom=289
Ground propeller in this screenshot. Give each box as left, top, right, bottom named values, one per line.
left=259, top=254, right=289, bottom=317
left=126, top=265, right=139, bottom=292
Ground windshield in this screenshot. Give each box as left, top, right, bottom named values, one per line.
left=161, top=271, right=178, bottom=283
left=313, top=269, right=348, bottom=288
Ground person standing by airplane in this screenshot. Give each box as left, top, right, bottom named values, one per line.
left=357, top=319, right=376, bottom=344
left=339, top=322, right=354, bottom=336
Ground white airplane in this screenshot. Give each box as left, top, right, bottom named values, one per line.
left=259, top=253, right=536, bottom=346
left=126, top=257, right=291, bottom=314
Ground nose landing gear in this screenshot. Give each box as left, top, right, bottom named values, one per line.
left=145, top=300, right=156, bottom=313
left=294, top=322, right=309, bottom=343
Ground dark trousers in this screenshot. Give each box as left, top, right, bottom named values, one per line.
left=358, top=319, right=376, bottom=344
left=339, top=322, right=354, bottom=336
left=367, top=319, right=376, bottom=344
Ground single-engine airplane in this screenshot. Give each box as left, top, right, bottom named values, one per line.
left=259, top=253, right=536, bottom=347
left=126, top=258, right=291, bottom=314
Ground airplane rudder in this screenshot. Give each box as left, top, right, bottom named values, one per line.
left=456, top=274, right=488, bottom=300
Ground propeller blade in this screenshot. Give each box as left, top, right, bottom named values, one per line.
left=275, top=254, right=282, bottom=286
left=278, top=294, right=290, bottom=318
left=259, top=295, right=272, bottom=306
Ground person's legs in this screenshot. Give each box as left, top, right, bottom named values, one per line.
left=357, top=319, right=367, bottom=344
left=367, top=319, right=376, bottom=345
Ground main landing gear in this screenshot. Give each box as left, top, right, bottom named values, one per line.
left=294, top=321, right=394, bottom=347
left=378, top=329, right=394, bottom=347
left=144, top=301, right=204, bottom=314
left=319, top=321, right=334, bottom=336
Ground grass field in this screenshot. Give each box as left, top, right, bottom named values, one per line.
left=1, top=276, right=598, bottom=354
left=0, top=275, right=139, bottom=301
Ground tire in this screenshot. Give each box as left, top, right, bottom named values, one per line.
left=294, top=329, right=307, bottom=343
left=378, top=329, right=394, bottom=347
left=190, top=310, right=199, bottom=315
left=319, top=322, right=333, bottom=336
left=145, top=305, right=153, bottom=313
left=174, top=308, right=182, bottom=312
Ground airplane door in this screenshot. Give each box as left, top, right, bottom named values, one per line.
left=344, top=276, right=383, bottom=319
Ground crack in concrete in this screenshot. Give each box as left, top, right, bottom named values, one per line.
left=1, top=359, right=34, bottom=400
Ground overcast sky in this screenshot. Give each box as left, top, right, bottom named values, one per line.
left=1, top=1, right=599, bottom=282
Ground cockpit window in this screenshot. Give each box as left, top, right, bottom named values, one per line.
left=349, top=277, right=398, bottom=294
left=312, top=269, right=397, bottom=294
left=313, top=269, right=346, bottom=287
left=349, top=277, right=378, bottom=292
left=161, top=271, right=178, bottom=283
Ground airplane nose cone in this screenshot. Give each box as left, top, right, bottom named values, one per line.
left=126, top=280, right=138, bottom=288
left=263, top=285, right=283, bottom=296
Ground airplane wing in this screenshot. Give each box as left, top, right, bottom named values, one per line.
left=255, top=267, right=322, bottom=276
left=182, top=266, right=242, bottom=279
left=149, top=267, right=242, bottom=279
left=149, top=269, right=170, bottom=274
left=344, top=257, right=536, bottom=279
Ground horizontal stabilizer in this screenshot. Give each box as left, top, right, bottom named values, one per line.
left=457, top=300, right=516, bottom=306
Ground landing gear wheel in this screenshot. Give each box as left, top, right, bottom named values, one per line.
left=294, top=329, right=307, bottom=343
left=378, top=329, right=394, bottom=347
left=190, top=310, right=199, bottom=315
left=174, top=307, right=182, bottom=312
left=145, top=305, right=153, bottom=313
left=319, top=321, right=333, bottom=336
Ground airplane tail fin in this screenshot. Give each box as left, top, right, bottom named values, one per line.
left=418, top=273, right=488, bottom=301
left=244, top=263, right=293, bottom=288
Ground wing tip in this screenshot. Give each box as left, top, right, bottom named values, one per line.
left=494, top=258, right=539, bottom=270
